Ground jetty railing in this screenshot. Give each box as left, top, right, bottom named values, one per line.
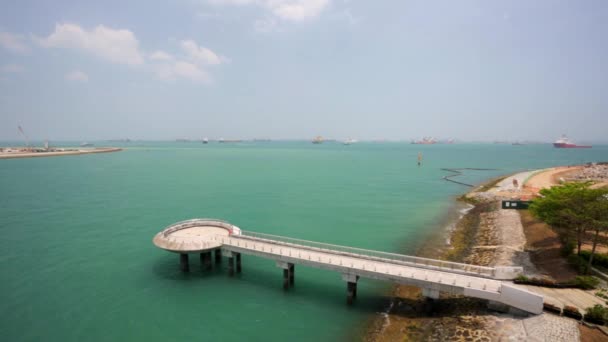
left=236, top=230, right=507, bottom=279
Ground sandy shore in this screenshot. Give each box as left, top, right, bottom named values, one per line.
left=365, top=165, right=608, bottom=341
left=0, top=147, right=122, bottom=159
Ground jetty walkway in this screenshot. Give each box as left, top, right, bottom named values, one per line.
left=153, top=219, right=543, bottom=314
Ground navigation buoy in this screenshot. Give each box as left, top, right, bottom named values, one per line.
left=417, top=152, right=423, bottom=167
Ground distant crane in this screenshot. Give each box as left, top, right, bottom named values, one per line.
left=17, top=125, right=30, bottom=148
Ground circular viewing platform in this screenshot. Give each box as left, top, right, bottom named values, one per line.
left=152, top=219, right=241, bottom=253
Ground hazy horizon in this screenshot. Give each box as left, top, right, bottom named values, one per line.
left=1, top=1, right=607, bottom=142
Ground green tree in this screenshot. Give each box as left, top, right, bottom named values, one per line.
left=586, top=190, right=608, bottom=271
left=530, top=182, right=597, bottom=256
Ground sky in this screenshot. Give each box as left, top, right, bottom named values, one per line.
left=0, top=0, right=607, bottom=142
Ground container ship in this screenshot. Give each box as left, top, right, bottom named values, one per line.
left=411, top=137, right=437, bottom=145
left=553, top=135, right=592, bottom=148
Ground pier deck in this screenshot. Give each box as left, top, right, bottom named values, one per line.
left=153, top=219, right=543, bottom=314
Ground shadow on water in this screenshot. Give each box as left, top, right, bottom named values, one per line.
left=150, top=254, right=391, bottom=313
left=150, top=254, right=226, bottom=281
left=149, top=254, right=497, bottom=321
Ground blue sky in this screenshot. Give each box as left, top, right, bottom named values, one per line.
left=1, top=0, right=607, bottom=142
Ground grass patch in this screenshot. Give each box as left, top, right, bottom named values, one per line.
left=457, top=194, right=480, bottom=206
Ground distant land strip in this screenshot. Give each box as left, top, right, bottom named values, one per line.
left=0, top=147, right=123, bottom=159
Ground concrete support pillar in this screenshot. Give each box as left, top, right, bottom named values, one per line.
left=276, top=261, right=294, bottom=290
left=283, top=268, right=289, bottom=290
left=200, top=252, right=212, bottom=271
left=180, top=253, right=189, bottom=272
left=422, top=287, right=440, bottom=300
left=228, top=256, right=234, bottom=276
left=342, top=273, right=359, bottom=305
left=347, top=282, right=357, bottom=305
left=288, top=263, right=294, bottom=286
left=214, top=249, right=222, bottom=264
left=236, top=253, right=242, bottom=273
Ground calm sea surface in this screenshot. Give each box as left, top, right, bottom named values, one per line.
left=1, top=142, right=606, bottom=341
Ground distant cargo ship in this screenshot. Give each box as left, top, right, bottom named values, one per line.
left=312, top=136, right=324, bottom=144
left=411, top=137, right=437, bottom=145
left=553, top=135, right=592, bottom=148
left=218, top=138, right=242, bottom=143
left=80, top=142, right=94, bottom=147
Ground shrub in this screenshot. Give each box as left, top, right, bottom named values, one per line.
left=543, top=302, right=562, bottom=315
left=536, top=278, right=557, bottom=287
left=584, top=305, right=608, bottom=325
left=563, top=306, right=583, bottom=320
left=513, top=276, right=559, bottom=287
left=567, top=254, right=590, bottom=274
left=512, top=274, right=598, bottom=289
left=579, top=251, right=608, bottom=269
left=574, top=276, right=600, bottom=290
left=561, top=239, right=576, bottom=257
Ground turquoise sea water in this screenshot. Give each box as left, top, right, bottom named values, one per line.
left=1, top=142, right=606, bottom=341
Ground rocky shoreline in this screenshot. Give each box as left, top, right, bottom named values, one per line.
left=363, top=180, right=496, bottom=341
left=363, top=172, right=582, bottom=341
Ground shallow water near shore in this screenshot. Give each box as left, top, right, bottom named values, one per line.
left=0, top=141, right=606, bottom=341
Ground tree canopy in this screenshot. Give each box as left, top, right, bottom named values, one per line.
left=530, top=182, right=608, bottom=268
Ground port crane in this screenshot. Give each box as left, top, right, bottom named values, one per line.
left=18, top=125, right=30, bottom=149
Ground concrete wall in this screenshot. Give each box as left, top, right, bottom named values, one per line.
left=465, top=284, right=542, bottom=314
left=498, top=283, right=544, bottom=315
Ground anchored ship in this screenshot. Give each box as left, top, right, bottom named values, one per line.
left=553, top=135, right=592, bottom=148
left=312, top=136, right=324, bottom=144
left=411, top=137, right=437, bottom=145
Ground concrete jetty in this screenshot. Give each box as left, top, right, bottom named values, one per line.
left=153, top=219, right=543, bottom=314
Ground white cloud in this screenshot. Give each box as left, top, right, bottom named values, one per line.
left=150, top=40, right=224, bottom=83
left=267, top=0, right=329, bottom=21
left=155, top=61, right=210, bottom=83
left=149, top=50, right=174, bottom=61
left=23, top=23, right=228, bottom=84
left=180, top=40, right=224, bottom=65
left=0, top=32, right=30, bottom=53
left=65, top=70, right=89, bottom=82
left=0, top=64, right=25, bottom=73
left=209, top=0, right=330, bottom=21
left=38, top=23, right=144, bottom=65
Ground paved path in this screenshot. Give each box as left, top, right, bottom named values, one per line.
left=494, top=170, right=538, bottom=192
left=517, top=285, right=605, bottom=312
left=516, top=314, right=580, bottom=342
